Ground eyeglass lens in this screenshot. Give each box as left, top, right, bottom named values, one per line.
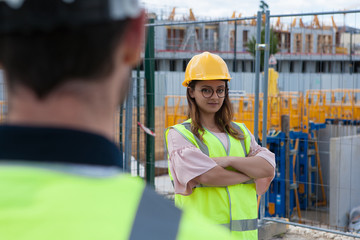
left=200, top=87, right=227, bottom=98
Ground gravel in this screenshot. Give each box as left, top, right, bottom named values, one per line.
left=271, top=225, right=360, bottom=240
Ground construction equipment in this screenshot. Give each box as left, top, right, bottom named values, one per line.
left=311, top=15, right=321, bottom=29
left=299, top=18, right=305, bottom=28
left=331, top=16, right=338, bottom=31
left=168, top=7, right=176, bottom=21
left=189, top=8, right=196, bottom=21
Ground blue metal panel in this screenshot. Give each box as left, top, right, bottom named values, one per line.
left=264, top=132, right=288, bottom=217
left=264, top=130, right=311, bottom=217
left=289, top=131, right=309, bottom=210
left=308, top=123, right=326, bottom=207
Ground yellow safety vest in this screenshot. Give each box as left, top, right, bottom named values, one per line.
left=0, top=164, right=236, bottom=240
left=165, top=119, right=258, bottom=239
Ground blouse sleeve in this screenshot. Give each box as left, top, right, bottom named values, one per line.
left=167, top=129, right=217, bottom=196
left=247, top=130, right=276, bottom=195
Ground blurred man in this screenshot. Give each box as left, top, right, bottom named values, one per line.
left=0, top=0, right=234, bottom=239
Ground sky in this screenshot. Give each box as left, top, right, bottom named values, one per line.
left=141, top=0, right=360, bottom=28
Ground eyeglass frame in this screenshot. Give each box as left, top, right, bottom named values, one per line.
left=194, top=86, right=229, bottom=98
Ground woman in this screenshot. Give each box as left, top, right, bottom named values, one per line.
left=165, top=52, right=275, bottom=239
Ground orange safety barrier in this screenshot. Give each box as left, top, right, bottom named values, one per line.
left=305, top=89, right=360, bottom=123
left=279, top=92, right=304, bottom=131
left=164, top=89, right=360, bottom=137
left=164, top=95, right=188, bottom=128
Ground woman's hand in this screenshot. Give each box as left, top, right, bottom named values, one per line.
left=212, top=157, right=231, bottom=168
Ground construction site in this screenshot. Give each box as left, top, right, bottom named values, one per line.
left=1, top=6, right=360, bottom=240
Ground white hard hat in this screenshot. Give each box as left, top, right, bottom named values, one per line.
left=0, top=0, right=142, bottom=33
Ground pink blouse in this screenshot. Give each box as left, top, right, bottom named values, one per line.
left=167, top=128, right=276, bottom=196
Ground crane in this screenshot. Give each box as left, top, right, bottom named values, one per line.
left=189, top=8, right=196, bottom=21
left=168, top=7, right=175, bottom=21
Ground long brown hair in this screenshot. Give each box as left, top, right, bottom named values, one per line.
left=186, top=80, right=244, bottom=141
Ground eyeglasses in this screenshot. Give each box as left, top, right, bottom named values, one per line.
left=197, top=87, right=228, bottom=98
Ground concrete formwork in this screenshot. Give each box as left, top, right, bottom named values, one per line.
left=318, top=124, right=360, bottom=205
left=329, top=134, right=360, bottom=229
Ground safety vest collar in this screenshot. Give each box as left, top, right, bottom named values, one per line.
left=203, top=125, right=231, bottom=156
left=170, top=120, right=250, bottom=158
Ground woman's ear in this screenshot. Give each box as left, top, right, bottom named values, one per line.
left=188, top=87, right=195, bottom=98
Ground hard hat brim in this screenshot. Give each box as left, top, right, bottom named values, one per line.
left=182, top=78, right=231, bottom=87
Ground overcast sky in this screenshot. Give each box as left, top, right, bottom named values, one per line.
left=141, top=0, right=360, bottom=27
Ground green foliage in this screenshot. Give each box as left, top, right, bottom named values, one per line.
left=246, top=28, right=278, bottom=71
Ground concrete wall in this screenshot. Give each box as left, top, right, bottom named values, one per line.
left=340, top=32, right=360, bottom=54
left=329, top=134, right=360, bottom=228
left=317, top=125, right=360, bottom=207
left=154, top=22, right=167, bottom=50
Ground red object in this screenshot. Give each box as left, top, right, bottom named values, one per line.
left=137, top=122, right=156, bottom=137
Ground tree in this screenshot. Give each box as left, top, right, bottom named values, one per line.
left=246, top=28, right=278, bottom=71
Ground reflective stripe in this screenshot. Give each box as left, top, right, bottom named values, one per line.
left=220, top=218, right=258, bottom=232
left=182, top=122, right=210, bottom=156
left=226, top=133, right=231, bottom=156
left=204, top=126, right=231, bottom=156
left=130, top=186, right=182, bottom=240
left=226, top=186, right=233, bottom=232
left=0, top=161, right=121, bottom=178
left=242, top=124, right=253, bottom=140
left=242, top=124, right=254, bottom=156
left=230, top=122, right=247, bottom=157
left=164, top=128, right=170, bottom=157
left=195, top=179, right=254, bottom=188
left=168, top=127, right=194, bottom=148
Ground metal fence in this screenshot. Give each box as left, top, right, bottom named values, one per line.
left=0, top=7, right=360, bottom=238
left=135, top=8, right=360, bottom=237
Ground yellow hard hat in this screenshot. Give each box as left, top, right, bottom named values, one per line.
left=182, top=52, right=231, bottom=87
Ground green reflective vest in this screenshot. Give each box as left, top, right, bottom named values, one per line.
left=165, top=119, right=258, bottom=240
left=0, top=164, right=236, bottom=240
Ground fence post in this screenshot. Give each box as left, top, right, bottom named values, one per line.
left=233, top=20, right=237, bottom=72
left=254, top=11, right=262, bottom=142
left=260, top=9, right=271, bottom=225
left=124, top=76, right=134, bottom=172
left=136, top=66, right=141, bottom=176
left=119, top=105, right=123, bottom=165
left=145, top=18, right=155, bottom=187
left=282, top=115, right=290, bottom=218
